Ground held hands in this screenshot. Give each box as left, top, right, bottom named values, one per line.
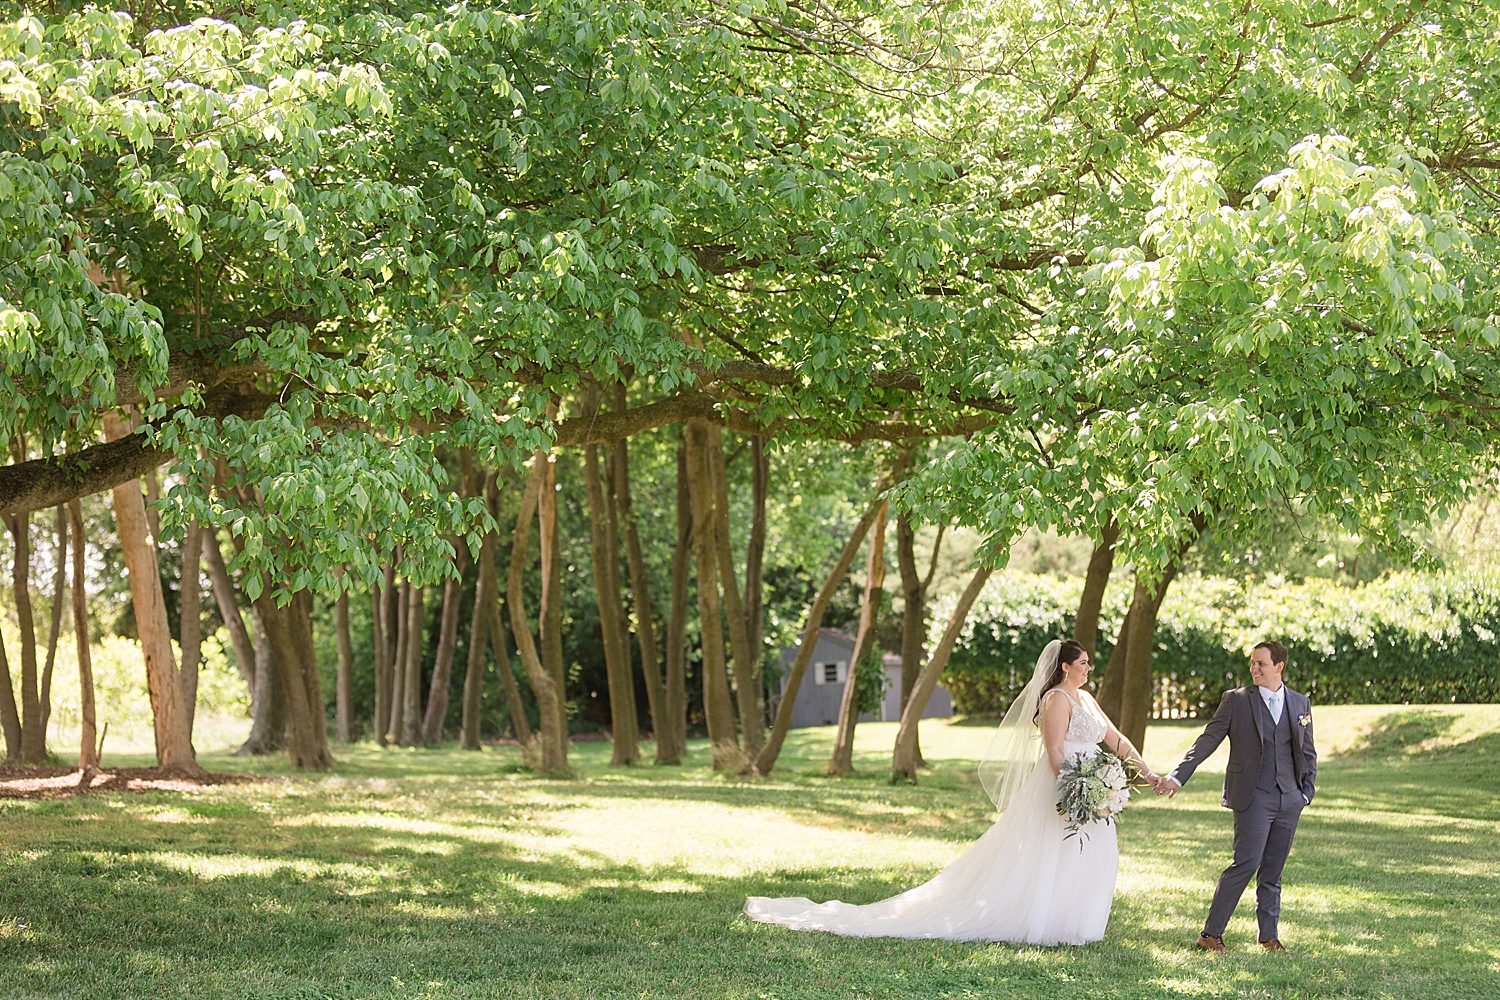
left=1147, top=774, right=1181, bottom=798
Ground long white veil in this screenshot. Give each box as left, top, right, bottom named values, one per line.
left=978, top=639, right=1061, bottom=813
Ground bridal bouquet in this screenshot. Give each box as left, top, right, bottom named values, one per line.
left=1055, top=750, right=1133, bottom=841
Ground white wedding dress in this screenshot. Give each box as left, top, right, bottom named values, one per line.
left=745, top=689, right=1119, bottom=944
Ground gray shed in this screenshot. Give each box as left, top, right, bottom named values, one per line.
left=774, top=628, right=955, bottom=729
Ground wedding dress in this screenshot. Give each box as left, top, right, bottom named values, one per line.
left=745, top=675, right=1118, bottom=945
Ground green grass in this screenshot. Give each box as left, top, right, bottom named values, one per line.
left=2, top=705, right=1498, bottom=999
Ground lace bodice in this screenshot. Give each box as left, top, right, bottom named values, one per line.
left=1049, top=689, right=1106, bottom=754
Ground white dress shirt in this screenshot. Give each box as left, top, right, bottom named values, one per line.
left=1259, top=684, right=1284, bottom=724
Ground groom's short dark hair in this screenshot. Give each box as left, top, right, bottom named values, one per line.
left=1254, top=640, right=1288, bottom=668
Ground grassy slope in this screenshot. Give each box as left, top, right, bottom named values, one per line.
left=1, top=705, right=1497, bottom=999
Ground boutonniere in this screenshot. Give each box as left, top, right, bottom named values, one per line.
left=1297, top=714, right=1311, bottom=728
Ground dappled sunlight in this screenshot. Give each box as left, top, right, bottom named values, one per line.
left=1, top=705, right=1496, bottom=998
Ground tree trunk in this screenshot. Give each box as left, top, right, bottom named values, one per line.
left=1111, top=519, right=1206, bottom=749
left=612, top=394, right=671, bottom=764
left=180, top=519, right=203, bottom=740
left=401, top=585, right=425, bottom=747
left=69, top=501, right=99, bottom=774
left=486, top=589, right=538, bottom=766
left=509, top=453, right=569, bottom=774
left=388, top=580, right=410, bottom=745
left=662, top=442, right=692, bottom=763
left=0, top=626, right=19, bottom=761
left=291, top=590, right=331, bottom=757
left=1073, top=521, right=1120, bottom=659
left=103, top=413, right=200, bottom=775
left=371, top=580, right=388, bottom=746
left=251, top=591, right=330, bottom=769
left=422, top=562, right=465, bottom=745
left=203, top=531, right=256, bottom=697
left=335, top=583, right=354, bottom=742
left=5, top=507, right=47, bottom=763
left=892, top=565, right=993, bottom=782
left=461, top=472, right=500, bottom=751
left=894, top=513, right=944, bottom=771
left=828, top=502, right=888, bottom=777
left=685, top=419, right=746, bottom=772
left=743, top=435, right=768, bottom=748
left=1095, top=605, right=1134, bottom=724
left=538, top=452, right=566, bottom=700
left=40, top=504, right=66, bottom=738
left=237, top=612, right=285, bottom=756
left=381, top=559, right=399, bottom=717
left=754, top=497, right=885, bottom=776
left=708, top=425, right=762, bottom=757
left=583, top=437, right=639, bottom=765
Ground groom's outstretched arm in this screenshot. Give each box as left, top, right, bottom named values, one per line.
left=1165, top=691, right=1234, bottom=794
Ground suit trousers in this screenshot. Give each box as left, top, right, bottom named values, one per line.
left=1204, top=787, right=1304, bottom=941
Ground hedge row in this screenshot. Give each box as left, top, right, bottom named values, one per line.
left=934, top=571, right=1500, bottom=718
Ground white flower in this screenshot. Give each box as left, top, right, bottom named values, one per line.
left=1098, top=762, right=1126, bottom=787
left=1105, top=788, right=1131, bottom=814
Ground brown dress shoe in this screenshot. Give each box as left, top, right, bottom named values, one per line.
left=1261, top=939, right=1287, bottom=952
left=1196, top=933, right=1227, bottom=953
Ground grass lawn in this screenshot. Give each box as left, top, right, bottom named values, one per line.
left=2, top=704, right=1498, bottom=999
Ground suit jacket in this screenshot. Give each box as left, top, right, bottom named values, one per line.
left=1169, top=685, right=1318, bottom=811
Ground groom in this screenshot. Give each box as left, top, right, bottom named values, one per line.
left=1153, top=641, right=1318, bottom=953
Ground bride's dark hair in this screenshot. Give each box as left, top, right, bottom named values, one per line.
left=1034, top=640, right=1087, bottom=723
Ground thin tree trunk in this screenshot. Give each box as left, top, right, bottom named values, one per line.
left=388, top=580, right=410, bottom=745
left=684, top=420, right=745, bottom=772
left=291, top=590, right=330, bottom=757
left=422, top=557, right=465, bottom=745
left=461, top=471, right=501, bottom=751
left=828, top=502, right=888, bottom=776
left=180, top=519, right=204, bottom=740
left=40, top=504, right=66, bottom=737
left=335, top=583, right=354, bottom=742
left=371, top=581, right=388, bottom=745
left=203, top=531, right=256, bottom=695
left=0, top=626, right=19, bottom=761
left=5, top=506, right=46, bottom=763
left=584, top=441, right=640, bottom=765
left=103, top=412, right=200, bottom=774
left=143, top=467, right=162, bottom=548
left=69, top=501, right=99, bottom=774
left=486, top=591, right=538, bottom=765
left=662, top=443, right=692, bottom=763
left=892, top=565, right=993, bottom=782
left=895, top=514, right=945, bottom=771
left=743, top=435, right=768, bottom=745
left=538, top=453, right=566, bottom=699
left=1073, top=521, right=1120, bottom=659
left=401, top=585, right=425, bottom=747
left=708, top=425, right=762, bottom=757
left=612, top=388, right=671, bottom=763
left=509, top=453, right=569, bottom=774
left=382, top=559, right=399, bottom=708
left=754, top=497, right=885, bottom=776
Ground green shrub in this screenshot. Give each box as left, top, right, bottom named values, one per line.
left=935, top=571, right=1500, bottom=718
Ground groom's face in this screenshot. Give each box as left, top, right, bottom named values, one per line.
left=1250, top=648, right=1284, bottom=690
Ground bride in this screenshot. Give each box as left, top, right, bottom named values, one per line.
left=744, top=639, right=1159, bottom=944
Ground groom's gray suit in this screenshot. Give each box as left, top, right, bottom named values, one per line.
left=1169, top=685, right=1318, bottom=943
